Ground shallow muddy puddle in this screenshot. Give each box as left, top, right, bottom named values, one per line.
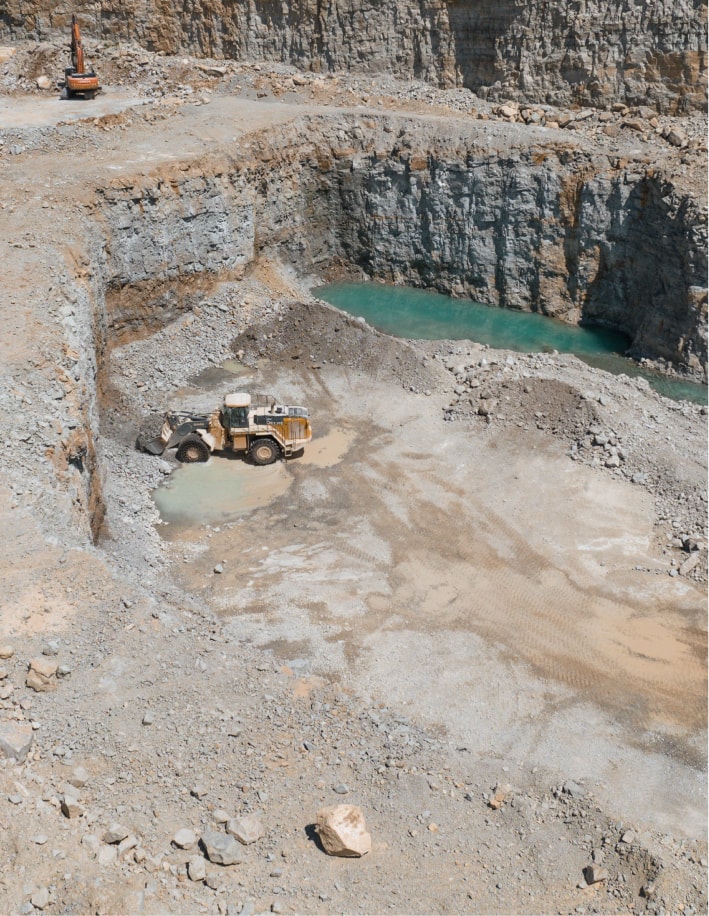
left=186, top=359, right=254, bottom=390
left=299, top=426, right=355, bottom=467
left=153, top=458, right=291, bottom=525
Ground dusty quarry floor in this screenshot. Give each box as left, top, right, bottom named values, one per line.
left=0, top=42, right=706, bottom=915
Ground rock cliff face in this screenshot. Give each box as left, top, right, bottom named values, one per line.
left=2, top=0, right=706, bottom=111
left=90, top=117, right=707, bottom=376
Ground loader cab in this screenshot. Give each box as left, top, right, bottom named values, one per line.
left=222, top=392, right=251, bottom=430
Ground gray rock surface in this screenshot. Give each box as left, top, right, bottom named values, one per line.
left=201, top=830, right=244, bottom=866
left=2, top=1, right=704, bottom=110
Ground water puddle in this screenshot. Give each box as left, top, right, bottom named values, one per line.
left=153, top=458, right=291, bottom=525
left=316, top=282, right=707, bottom=404
left=187, top=359, right=253, bottom=389
left=299, top=427, right=355, bottom=467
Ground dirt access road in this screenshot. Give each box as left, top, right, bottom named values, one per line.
left=0, top=53, right=706, bottom=913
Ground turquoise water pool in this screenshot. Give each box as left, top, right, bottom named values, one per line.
left=315, top=282, right=707, bottom=405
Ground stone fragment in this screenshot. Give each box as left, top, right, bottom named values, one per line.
left=201, top=830, right=244, bottom=865
left=98, top=845, right=118, bottom=867
left=212, top=809, right=230, bottom=824
left=142, top=711, right=154, bottom=726
left=26, top=658, right=58, bottom=692
left=82, top=834, right=100, bottom=856
left=173, top=827, right=198, bottom=849
left=0, top=646, right=13, bottom=659
left=68, top=766, right=88, bottom=788
left=0, top=721, right=33, bottom=761
left=103, top=823, right=129, bottom=844
left=488, top=783, right=512, bottom=809
left=188, top=855, right=207, bottom=882
left=584, top=864, right=608, bottom=884
left=679, top=553, right=701, bottom=576
left=666, top=128, right=687, bottom=147
left=118, top=835, right=139, bottom=857
left=36, top=76, right=52, bottom=90
left=315, top=804, right=371, bottom=857
left=31, top=887, right=50, bottom=909
left=61, top=795, right=84, bottom=818
left=227, top=814, right=264, bottom=845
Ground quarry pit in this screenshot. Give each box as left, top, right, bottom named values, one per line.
left=0, top=27, right=707, bottom=916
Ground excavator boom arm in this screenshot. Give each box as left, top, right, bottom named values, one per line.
left=70, top=15, right=85, bottom=74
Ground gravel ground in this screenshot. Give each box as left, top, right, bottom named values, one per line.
left=0, top=42, right=706, bottom=916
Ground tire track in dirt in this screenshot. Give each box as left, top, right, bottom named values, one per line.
left=366, top=454, right=706, bottom=736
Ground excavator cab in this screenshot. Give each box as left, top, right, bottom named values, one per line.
left=61, top=15, right=100, bottom=99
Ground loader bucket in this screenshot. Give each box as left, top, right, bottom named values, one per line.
left=139, top=436, right=167, bottom=455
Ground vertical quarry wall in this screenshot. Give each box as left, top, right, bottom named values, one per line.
left=2, top=0, right=706, bottom=111
left=90, top=118, right=707, bottom=376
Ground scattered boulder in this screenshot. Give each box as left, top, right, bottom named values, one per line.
left=36, top=75, right=52, bottom=91
left=584, top=864, right=609, bottom=884
left=488, top=783, right=512, bottom=810
left=60, top=795, right=84, bottom=819
left=103, top=823, right=129, bottom=844
left=68, top=766, right=88, bottom=789
left=188, top=855, right=207, bottom=882
left=30, top=887, right=50, bottom=910
left=0, top=721, right=33, bottom=762
left=315, top=804, right=371, bottom=857
left=26, top=657, right=58, bottom=692
left=201, top=830, right=244, bottom=865
left=98, top=845, right=118, bottom=867
left=666, top=128, right=687, bottom=148
left=173, top=827, right=198, bottom=849
left=118, top=835, right=139, bottom=858
left=227, top=814, right=264, bottom=845
left=679, top=553, right=701, bottom=576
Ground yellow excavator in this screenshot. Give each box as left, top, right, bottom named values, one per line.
left=61, top=14, right=100, bottom=99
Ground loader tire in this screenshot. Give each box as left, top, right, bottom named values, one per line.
left=176, top=437, right=210, bottom=463
left=249, top=438, right=280, bottom=466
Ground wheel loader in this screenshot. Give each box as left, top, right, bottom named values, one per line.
left=137, top=392, right=312, bottom=465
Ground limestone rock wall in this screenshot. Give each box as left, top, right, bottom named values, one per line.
left=325, top=137, right=707, bottom=374
left=90, top=118, right=707, bottom=376
left=2, top=0, right=706, bottom=111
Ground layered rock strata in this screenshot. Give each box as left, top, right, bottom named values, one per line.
left=92, top=117, right=707, bottom=376
left=2, top=0, right=706, bottom=111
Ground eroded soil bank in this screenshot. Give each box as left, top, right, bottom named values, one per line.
left=0, top=54, right=706, bottom=915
